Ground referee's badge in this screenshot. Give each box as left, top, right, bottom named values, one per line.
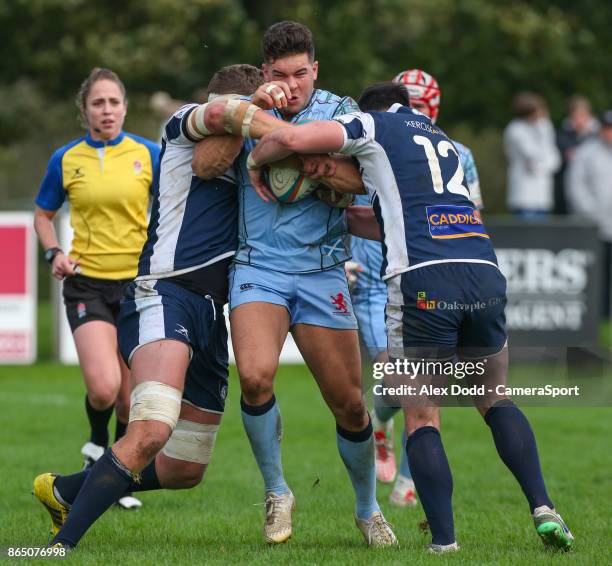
left=133, top=160, right=142, bottom=175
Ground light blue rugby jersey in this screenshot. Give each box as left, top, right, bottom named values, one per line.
left=234, top=89, right=359, bottom=273
left=351, top=138, right=483, bottom=292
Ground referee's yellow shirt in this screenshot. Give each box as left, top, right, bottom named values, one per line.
left=36, top=132, right=160, bottom=280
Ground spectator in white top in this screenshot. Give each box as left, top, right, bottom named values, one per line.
left=504, top=92, right=560, bottom=218
left=566, top=110, right=612, bottom=317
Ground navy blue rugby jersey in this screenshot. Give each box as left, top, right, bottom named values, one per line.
left=336, top=105, right=498, bottom=280
left=137, top=104, right=237, bottom=279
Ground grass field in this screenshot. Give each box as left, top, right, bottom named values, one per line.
left=1, top=359, right=611, bottom=565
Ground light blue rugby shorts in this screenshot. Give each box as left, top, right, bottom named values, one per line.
left=229, top=263, right=358, bottom=330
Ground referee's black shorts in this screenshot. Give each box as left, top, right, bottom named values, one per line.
left=62, top=274, right=131, bottom=332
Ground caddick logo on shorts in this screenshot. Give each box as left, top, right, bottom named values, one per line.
left=77, top=302, right=87, bottom=318
left=426, top=205, right=489, bottom=239
left=240, top=283, right=254, bottom=292
left=331, top=292, right=350, bottom=315
left=416, top=291, right=437, bottom=310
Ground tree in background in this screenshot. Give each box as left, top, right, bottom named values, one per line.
left=1, top=0, right=611, bottom=210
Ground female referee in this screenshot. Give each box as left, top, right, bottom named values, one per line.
left=33, top=68, right=159, bottom=509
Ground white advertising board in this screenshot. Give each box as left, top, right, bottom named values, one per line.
left=0, top=212, right=37, bottom=364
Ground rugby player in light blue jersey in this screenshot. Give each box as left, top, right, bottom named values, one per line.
left=33, top=65, right=267, bottom=550
left=246, top=82, right=573, bottom=554
left=355, top=69, right=485, bottom=507
left=192, top=22, right=396, bottom=547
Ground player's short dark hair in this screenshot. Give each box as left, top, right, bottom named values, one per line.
left=358, top=82, right=411, bottom=112
left=262, top=21, right=315, bottom=63
left=205, top=64, right=264, bottom=98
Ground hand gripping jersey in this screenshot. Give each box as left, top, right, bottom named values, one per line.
left=351, top=138, right=483, bottom=292
left=234, top=90, right=359, bottom=273
left=36, top=132, right=159, bottom=280
left=137, top=104, right=237, bottom=280
left=336, top=105, right=497, bottom=280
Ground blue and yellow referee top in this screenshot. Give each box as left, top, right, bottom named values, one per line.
left=36, top=132, right=159, bottom=280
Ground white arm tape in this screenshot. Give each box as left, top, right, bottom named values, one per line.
left=186, top=103, right=212, bottom=140
left=241, top=104, right=259, bottom=138
left=246, top=152, right=259, bottom=170
left=222, top=99, right=241, bottom=134
left=162, top=419, right=219, bottom=464
left=129, top=381, right=182, bottom=430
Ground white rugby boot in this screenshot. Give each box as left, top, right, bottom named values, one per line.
left=355, top=511, right=398, bottom=547
left=264, top=491, right=295, bottom=544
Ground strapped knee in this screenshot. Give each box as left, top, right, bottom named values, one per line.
left=128, top=381, right=182, bottom=430
left=162, top=419, right=219, bottom=464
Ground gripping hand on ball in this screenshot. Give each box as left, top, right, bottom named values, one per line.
left=247, top=155, right=277, bottom=203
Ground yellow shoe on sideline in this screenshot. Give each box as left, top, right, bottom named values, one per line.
left=33, top=473, right=69, bottom=536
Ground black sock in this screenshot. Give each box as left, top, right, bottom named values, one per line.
left=52, top=449, right=132, bottom=548
left=85, top=395, right=113, bottom=447
left=406, top=426, right=455, bottom=545
left=485, top=400, right=554, bottom=512
left=115, top=419, right=128, bottom=443
left=55, top=460, right=161, bottom=505
left=54, top=470, right=90, bottom=506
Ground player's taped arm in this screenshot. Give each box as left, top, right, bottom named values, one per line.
left=187, top=100, right=291, bottom=141
left=192, top=135, right=244, bottom=180
left=347, top=205, right=382, bottom=241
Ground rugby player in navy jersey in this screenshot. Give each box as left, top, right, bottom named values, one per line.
left=244, top=82, right=573, bottom=553
left=192, top=22, right=396, bottom=546
left=360, top=69, right=484, bottom=505
left=32, top=65, right=267, bottom=549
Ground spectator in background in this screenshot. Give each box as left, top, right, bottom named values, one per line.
left=554, top=95, right=599, bottom=214
left=566, top=110, right=612, bottom=317
left=504, top=92, right=560, bottom=218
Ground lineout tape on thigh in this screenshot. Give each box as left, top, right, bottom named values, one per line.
left=128, top=381, right=182, bottom=430
left=162, top=419, right=219, bottom=464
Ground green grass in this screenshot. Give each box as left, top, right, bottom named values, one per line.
left=0, top=363, right=611, bottom=565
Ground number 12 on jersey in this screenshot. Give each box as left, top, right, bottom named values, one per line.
left=414, top=135, right=470, bottom=199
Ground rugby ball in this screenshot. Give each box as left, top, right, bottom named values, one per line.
left=266, top=155, right=319, bottom=203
